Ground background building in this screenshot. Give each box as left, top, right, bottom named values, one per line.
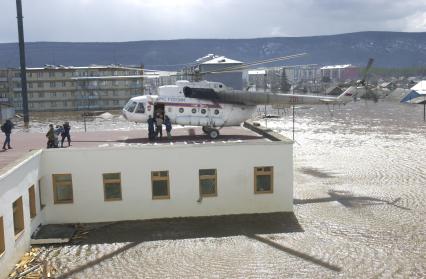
left=320, top=64, right=359, bottom=82
left=246, top=65, right=320, bottom=93
left=143, top=71, right=177, bottom=95
left=0, top=69, right=14, bottom=120
left=7, top=65, right=144, bottom=112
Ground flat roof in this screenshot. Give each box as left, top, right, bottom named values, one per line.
left=0, top=126, right=282, bottom=173
left=320, top=64, right=355, bottom=70
left=202, top=56, right=243, bottom=65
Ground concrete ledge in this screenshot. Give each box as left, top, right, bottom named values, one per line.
left=31, top=224, right=76, bottom=245
left=243, top=120, right=293, bottom=143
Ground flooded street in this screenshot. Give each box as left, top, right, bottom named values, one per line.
left=36, top=101, right=426, bottom=278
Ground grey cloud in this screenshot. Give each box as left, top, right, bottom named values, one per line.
left=0, top=0, right=425, bottom=43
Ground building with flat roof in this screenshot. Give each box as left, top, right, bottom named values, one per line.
left=0, top=125, right=293, bottom=277
left=0, top=69, right=14, bottom=120
left=320, top=64, right=359, bottom=82
left=4, top=65, right=144, bottom=112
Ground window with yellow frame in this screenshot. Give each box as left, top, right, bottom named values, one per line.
left=12, top=197, right=24, bottom=237
left=52, top=174, right=73, bottom=204
left=38, top=179, right=45, bottom=209
left=199, top=169, right=217, bottom=197
left=151, top=171, right=170, bottom=199
left=0, top=216, right=5, bottom=256
left=28, top=185, right=36, bottom=218
left=103, top=173, right=122, bottom=201
left=254, top=166, right=273, bottom=193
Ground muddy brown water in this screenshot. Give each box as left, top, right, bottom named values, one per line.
left=33, top=101, right=425, bottom=278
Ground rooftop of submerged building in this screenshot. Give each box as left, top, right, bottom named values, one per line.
left=0, top=123, right=292, bottom=175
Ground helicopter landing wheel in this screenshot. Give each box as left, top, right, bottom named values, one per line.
left=208, top=129, right=219, bottom=139
left=202, top=126, right=209, bottom=134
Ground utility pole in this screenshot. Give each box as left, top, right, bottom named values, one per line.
left=264, top=72, right=267, bottom=128
left=16, top=0, right=30, bottom=125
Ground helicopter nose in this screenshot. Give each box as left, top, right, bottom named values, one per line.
left=122, top=110, right=128, bottom=120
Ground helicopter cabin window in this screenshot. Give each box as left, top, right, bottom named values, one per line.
left=151, top=171, right=170, bottom=199
left=254, top=166, right=273, bottom=194
left=179, top=108, right=184, bottom=113
left=124, top=101, right=137, bottom=113
left=214, top=109, right=220, bottom=115
left=135, top=103, right=145, bottom=113
left=201, top=109, right=206, bottom=114
left=199, top=169, right=217, bottom=197
left=191, top=108, right=197, bottom=114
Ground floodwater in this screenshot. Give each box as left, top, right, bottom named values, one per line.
left=14, top=111, right=144, bottom=133
left=35, top=101, right=426, bottom=278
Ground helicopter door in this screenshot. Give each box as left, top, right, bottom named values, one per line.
left=153, top=103, right=165, bottom=119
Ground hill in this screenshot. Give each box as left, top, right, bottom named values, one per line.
left=1, top=31, right=425, bottom=69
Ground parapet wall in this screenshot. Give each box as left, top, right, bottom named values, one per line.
left=0, top=151, right=43, bottom=279
left=0, top=138, right=293, bottom=278
left=40, top=141, right=293, bottom=223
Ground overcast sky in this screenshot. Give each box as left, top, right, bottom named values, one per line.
left=1, top=0, right=425, bottom=43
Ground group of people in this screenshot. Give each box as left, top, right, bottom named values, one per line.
left=147, top=113, right=172, bottom=141
left=46, top=122, right=71, bottom=148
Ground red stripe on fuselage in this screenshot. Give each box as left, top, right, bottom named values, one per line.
left=149, top=101, right=222, bottom=109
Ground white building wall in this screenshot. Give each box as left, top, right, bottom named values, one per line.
left=0, top=151, right=43, bottom=279
left=40, top=142, right=293, bottom=224
left=0, top=141, right=293, bottom=277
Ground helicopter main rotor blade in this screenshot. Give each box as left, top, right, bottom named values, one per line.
left=199, top=53, right=308, bottom=75
left=83, top=53, right=307, bottom=78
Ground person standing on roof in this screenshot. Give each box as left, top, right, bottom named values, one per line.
left=46, top=124, right=55, bottom=149
left=164, top=115, right=172, bottom=140
left=54, top=125, right=64, bottom=148
left=61, top=122, right=71, bottom=147
left=155, top=113, right=163, bottom=139
left=1, top=119, right=14, bottom=150
left=147, top=115, right=155, bottom=141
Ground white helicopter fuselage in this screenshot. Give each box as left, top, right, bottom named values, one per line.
left=122, top=80, right=256, bottom=127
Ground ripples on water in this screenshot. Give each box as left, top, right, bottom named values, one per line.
left=37, top=101, right=425, bottom=278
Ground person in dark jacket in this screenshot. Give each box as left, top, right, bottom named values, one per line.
left=61, top=122, right=71, bottom=147
left=147, top=115, right=155, bottom=141
left=155, top=113, right=163, bottom=138
left=164, top=115, right=172, bottom=140
left=1, top=119, right=14, bottom=150
left=46, top=124, right=55, bottom=149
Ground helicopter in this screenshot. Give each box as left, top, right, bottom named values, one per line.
left=122, top=56, right=374, bottom=139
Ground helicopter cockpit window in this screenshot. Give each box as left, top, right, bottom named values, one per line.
left=125, top=101, right=137, bottom=113
left=135, top=103, right=145, bottom=113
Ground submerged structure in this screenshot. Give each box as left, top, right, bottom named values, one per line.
left=0, top=125, right=293, bottom=277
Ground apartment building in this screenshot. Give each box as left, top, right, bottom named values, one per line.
left=8, top=65, right=144, bottom=112
left=320, top=64, right=359, bottom=82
